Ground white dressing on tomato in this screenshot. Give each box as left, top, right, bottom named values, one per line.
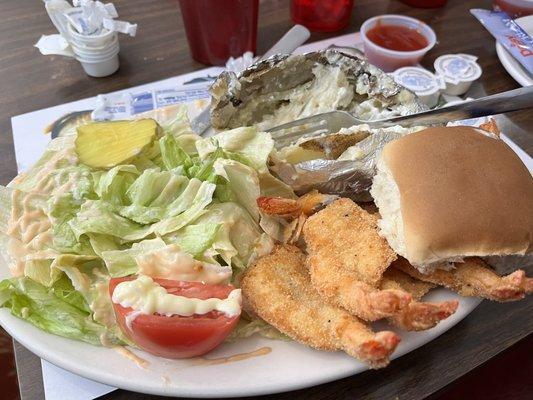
left=135, top=244, right=232, bottom=285
left=112, top=275, right=242, bottom=318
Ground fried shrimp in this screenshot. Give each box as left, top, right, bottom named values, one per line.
left=304, top=198, right=407, bottom=320
left=394, top=257, right=532, bottom=302
left=241, top=245, right=400, bottom=368
left=307, top=256, right=412, bottom=321
left=303, top=198, right=397, bottom=286
left=304, top=199, right=457, bottom=330
left=256, top=196, right=301, bottom=219
left=258, top=191, right=339, bottom=245
left=257, top=191, right=338, bottom=219
left=297, top=190, right=339, bottom=216
left=381, top=269, right=459, bottom=331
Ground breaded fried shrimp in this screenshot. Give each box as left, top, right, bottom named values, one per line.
left=380, top=268, right=459, bottom=331
left=394, top=257, right=531, bottom=302
left=241, top=245, right=400, bottom=368
left=307, top=255, right=412, bottom=321
left=303, top=198, right=397, bottom=286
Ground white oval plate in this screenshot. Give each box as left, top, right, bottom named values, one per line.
left=495, top=15, right=533, bottom=87
left=0, top=260, right=480, bottom=398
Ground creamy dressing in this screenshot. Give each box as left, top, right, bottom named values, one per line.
left=125, top=310, right=143, bottom=331
left=99, top=332, right=115, bottom=347
left=112, top=275, right=242, bottom=318
left=6, top=190, right=55, bottom=276
left=52, top=171, right=83, bottom=197
left=136, top=244, right=232, bottom=284
left=32, top=149, right=78, bottom=194
left=114, top=346, right=150, bottom=369
left=90, top=280, right=117, bottom=328
left=193, top=347, right=272, bottom=366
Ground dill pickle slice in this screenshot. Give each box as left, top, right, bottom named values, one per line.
left=75, top=119, right=158, bottom=168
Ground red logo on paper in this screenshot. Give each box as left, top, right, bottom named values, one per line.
left=507, top=35, right=533, bottom=57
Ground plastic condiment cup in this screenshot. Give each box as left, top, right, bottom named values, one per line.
left=393, top=66, right=445, bottom=108
left=77, top=52, right=120, bottom=77
left=74, top=47, right=119, bottom=63
left=71, top=41, right=119, bottom=58
left=360, top=14, right=436, bottom=72
left=434, top=54, right=482, bottom=96
left=71, top=34, right=119, bottom=53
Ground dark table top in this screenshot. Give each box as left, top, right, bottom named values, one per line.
left=2, top=0, right=532, bottom=399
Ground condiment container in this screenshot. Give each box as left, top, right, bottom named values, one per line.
left=434, top=54, right=482, bottom=96
left=76, top=51, right=120, bottom=78
left=67, top=22, right=120, bottom=78
left=360, top=14, right=436, bottom=72
left=393, top=67, right=445, bottom=108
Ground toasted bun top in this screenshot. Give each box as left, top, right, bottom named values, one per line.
left=382, top=126, right=533, bottom=265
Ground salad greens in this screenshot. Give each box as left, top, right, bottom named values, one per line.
left=0, top=106, right=293, bottom=346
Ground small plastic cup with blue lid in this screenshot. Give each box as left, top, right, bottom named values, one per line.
left=393, top=66, right=445, bottom=108
left=434, top=54, right=482, bottom=96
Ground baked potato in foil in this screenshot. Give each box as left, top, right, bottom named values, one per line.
left=210, top=50, right=426, bottom=131
left=210, top=50, right=427, bottom=201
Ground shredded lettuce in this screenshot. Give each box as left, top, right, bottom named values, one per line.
left=0, top=107, right=294, bottom=346
left=0, top=276, right=119, bottom=346
left=100, top=238, right=167, bottom=277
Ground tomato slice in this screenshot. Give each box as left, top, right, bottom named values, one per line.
left=109, top=277, right=240, bottom=359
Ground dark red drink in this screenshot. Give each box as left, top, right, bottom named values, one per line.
left=291, top=0, right=354, bottom=32
left=400, top=0, right=447, bottom=8
left=178, top=0, right=259, bottom=66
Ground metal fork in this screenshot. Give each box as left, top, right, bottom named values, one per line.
left=267, top=86, right=533, bottom=149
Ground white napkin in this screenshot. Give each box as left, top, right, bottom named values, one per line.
left=42, top=360, right=115, bottom=400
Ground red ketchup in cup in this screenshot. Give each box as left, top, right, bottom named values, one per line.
left=366, top=24, right=428, bottom=52
left=361, top=15, right=436, bottom=72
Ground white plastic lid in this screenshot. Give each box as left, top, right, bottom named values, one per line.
left=434, top=54, right=482, bottom=85
left=393, top=66, right=445, bottom=96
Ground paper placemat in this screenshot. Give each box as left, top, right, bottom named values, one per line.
left=10, top=31, right=531, bottom=399
left=41, top=360, right=115, bottom=400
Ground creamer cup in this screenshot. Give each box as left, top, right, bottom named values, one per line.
left=71, top=35, right=119, bottom=56
left=77, top=52, right=119, bottom=77
left=434, top=53, right=482, bottom=96
left=393, top=66, right=445, bottom=108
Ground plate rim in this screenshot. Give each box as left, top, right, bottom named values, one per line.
left=495, top=15, right=533, bottom=87
left=0, top=292, right=482, bottom=398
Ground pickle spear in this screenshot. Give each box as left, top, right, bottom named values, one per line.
left=75, top=119, right=158, bottom=168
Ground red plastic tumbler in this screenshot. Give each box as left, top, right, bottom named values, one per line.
left=291, top=0, right=354, bottom=32
left=178, top=0, right=259, bottom=66
left=400, top=0, right=447, bottom=8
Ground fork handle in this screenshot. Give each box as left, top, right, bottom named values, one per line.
left=374, top=86, right=533, bottom=127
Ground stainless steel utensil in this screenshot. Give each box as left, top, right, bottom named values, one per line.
left=267, top=86, right=533, bottom=149
left=190, top=25, right=311, bottom=136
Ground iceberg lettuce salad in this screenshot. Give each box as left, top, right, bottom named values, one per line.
left=0, top=106, right=293, bottom=346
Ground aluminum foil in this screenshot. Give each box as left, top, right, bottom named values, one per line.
left=209, top=50, right=429, bottom=199
left=210, top=50, right=426, bottom=130
left=271, top=129, right=414, bottom=201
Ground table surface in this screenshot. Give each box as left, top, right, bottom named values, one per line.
left=2, top=0, right=532, bottom=399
